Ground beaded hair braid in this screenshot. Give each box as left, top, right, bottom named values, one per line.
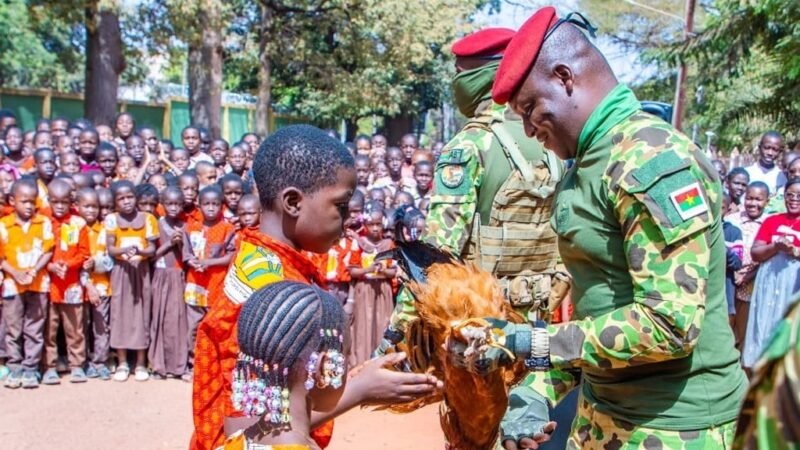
left=232, top=281, right=346, bottom=428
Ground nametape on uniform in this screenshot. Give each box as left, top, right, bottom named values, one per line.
left=669, top=182, right=708, bottom=221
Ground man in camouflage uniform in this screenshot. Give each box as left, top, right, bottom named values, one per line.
left=733, top=296, right=800, bottom=450
left=383, top=28, right=563, bottom=341
left=448, top=8, right=748, bottom=450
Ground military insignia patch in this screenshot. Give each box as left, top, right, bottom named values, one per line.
left=669, top=182, right=708, bottom=221
left=440, top=164, right=465, bottom=188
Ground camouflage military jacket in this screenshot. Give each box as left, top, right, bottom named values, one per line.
left=529, top=85, right=746, bottom=429
left=734, top=297, right=800, bottom=449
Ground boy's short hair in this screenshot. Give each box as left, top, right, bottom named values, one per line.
left=135, top=183, right=159, bottom=200
left=219, top=173, right=246, bottom=190
left=253, top=125, right=354, bottom=208
left=96, top=141, right=117, bottom=157
left=11, top=177, right=38, bottom=197
left=34, top=147, right=55, bottom=162
left=748, top=181, right=770, bottom=196
left=727, top=167, right=749, bottom=181
left=199, top=185, right=223, bottom=202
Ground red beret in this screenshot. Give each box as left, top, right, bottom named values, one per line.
left=451, top=28, right=516, bottom=58
left=491, top=7, right=559, bottom=105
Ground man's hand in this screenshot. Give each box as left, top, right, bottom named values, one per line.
left=447, top=318, right=527, bottom=375
left=501, top=385, right=556, bottom=449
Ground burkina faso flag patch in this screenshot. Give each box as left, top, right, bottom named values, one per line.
left=669, top=182, right=708, bottom=221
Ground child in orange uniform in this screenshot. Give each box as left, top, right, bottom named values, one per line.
left=149, top=186, right=189, bottom=381
left=179, top=172, right=202, bottom=225
left=76, top=188, right=114, bottom=381
left=41, top=179, right=90, bottom=385
left=0, top=178, right=55, bottom=389
left=183, top=186, right=235, bottom=374
left=105, top=180, right=158, bottom=382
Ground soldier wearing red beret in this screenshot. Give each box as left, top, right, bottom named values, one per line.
left=380, top=25, right=572, bottom=450
left=448, top=7, right=748, bottom=450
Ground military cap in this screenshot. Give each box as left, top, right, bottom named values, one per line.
left=451, top=27, right=516, bottom=58
left=491, top=7, right=559, bottom=104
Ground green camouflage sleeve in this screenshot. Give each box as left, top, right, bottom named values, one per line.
left=734, top=299, right=800, bottom=450
left=517, top=369, right=579, bottom=406
left=422, top=131, right=484, bottom=255
left=547, top=151, right=717, bottom=370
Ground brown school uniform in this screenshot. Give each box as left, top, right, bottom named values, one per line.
left=148, top=217, right=189, bottom=377
left=44, top=213, right=90, bottom=370
left=105, top=211, right=158, bottom=350
left=349, top=238, right=395, bottom=366
left=0, top=213, right=55, bottom=371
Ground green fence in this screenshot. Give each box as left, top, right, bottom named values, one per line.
left=0, top=89, right=306, bottom=143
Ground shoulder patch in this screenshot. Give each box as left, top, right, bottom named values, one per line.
left=434, top=159, right=470, bottom=196
left=223, top=241, right=284, bottom=305
left=669, top=182, right=708, bottom=221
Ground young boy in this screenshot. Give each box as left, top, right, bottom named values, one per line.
left=209, top=139, right=229, bottom=177
left=1, top=179, right=55, bottom=389
left=354, top=155, right=370, bottom=194
left=135, top=183, right=160, bottom=216
left=191, top=125, right=356, bottom=450
left=97, top=188, right=114, bottom=220
left=95, top=142, right=119, bottom=182
left=226, top=144, right=247, bottom=179
left=179, top=172, right=202, bottom=224
left=412, top=160, right=433, bottom=207
left=399, top=133, right=418, bottom=179
left=182, top=126, right=213, bottom=169
left=42, top=180, right=90, bottom=385
left=183, top=186, right=236, bottom=374
left=235, top=194, right=261, bottom=230
left=78, top=129, right=101, bottom=173
left=219, top=174, right=244, bottom=224
left=76, top=188, right=114, bottom=380
left=34, top=148, right=57, bottom=209
left=195, top=161, right=218, bottom=190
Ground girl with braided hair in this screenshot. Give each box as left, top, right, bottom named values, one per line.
left=223, top=281, right=347, bottom=450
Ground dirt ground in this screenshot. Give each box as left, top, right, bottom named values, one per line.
left=0, top=377, right=444, bottom=450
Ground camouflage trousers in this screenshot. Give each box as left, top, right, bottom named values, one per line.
left=567, top=395, right=736, bottom=449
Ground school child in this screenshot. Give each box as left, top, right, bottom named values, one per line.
left=42, top=180, right=90, bottom=385
left=167, top=148, right=190, bottom=177
left=116, top=155, right=135, bottom=182
left=59, top=152, right=81, bottom=176
left=191, top=125, right=355, bottom=450
left=1, top=179, right=55, bottom=389
left=184, top=186, right=236, bottom=373
left=125, top=134, right=147, bottom=170
left=76, top=188, right=114, bottom=380
left=105, top=180, right=158, bottom=382
left=412, top=160, right=433, bottom=207
left=183, top=126, right=214, bottom=169
left=226, top=144, right=248, bottom=179
left=97, top=188, right=114, bottom=220
left=139, top=127, right=159, bottom=155
left=348, top=208, right=396, bottom=366
left=209, top=139, right=229, bottom=178
left=135, top=183, right=159, bottom=216
left=114, top=112, right=136, bottom=148
left=195, top=161, right=218, bottom=189
left=95, top=142, right=119, bottom=182
left=235, top=194, right=260, bottom=230
left=78, top=128, right=101, bottom=173
left=222, top=281, right=347, bottom=449
left=34, top=148, right=57, bottom=209
left=179, top=172, right=202, bottom=224
left=148, top=173, right=168, bottom=193
left=2, top=126, right=31, bottom=172
left=219, top=174, right=244, bottom=224
left=354, top=155, right=371, bottom=194
left=95, top=124, right=114, bottom=144
left=149, top=186, right=189, bottom=380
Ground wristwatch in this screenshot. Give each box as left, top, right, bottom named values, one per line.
left=524, top=320, right=551, bottom=371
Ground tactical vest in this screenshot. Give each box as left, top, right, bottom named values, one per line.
left=461, top=111, right=567, bottom=319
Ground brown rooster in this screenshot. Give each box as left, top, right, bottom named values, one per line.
left=386, top=262, right=527, bottom=450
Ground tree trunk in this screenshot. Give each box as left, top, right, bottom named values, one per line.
left=188, top=12, right=223, bottom=139
left=84, top=2, right=125, bottom=126
left=386, top=114, right=415, bottom=146
left=255, top=5, right=272, bottom=137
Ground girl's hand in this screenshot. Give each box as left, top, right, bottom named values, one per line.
left=171, top=232, right=183, bottom=246
left=350, top=352, right=442, bottom=405
left=125, top=247, right=138, bottom=258
left=83, top=258, right=95, bottom=271
left=14, top=269, right=33, bottom=286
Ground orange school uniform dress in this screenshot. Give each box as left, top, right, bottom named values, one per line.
left=184, top=219, right=236, bottom=310
left=0, top=213, right=55, bottom=296
left=190, top=229, right=332, bottom=450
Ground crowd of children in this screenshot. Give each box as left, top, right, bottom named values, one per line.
left=0, top=110, right=439, bottom=388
